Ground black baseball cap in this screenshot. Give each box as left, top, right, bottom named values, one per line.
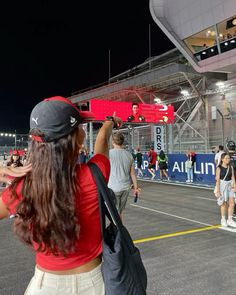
left=30, top=96, right=94, bottom=142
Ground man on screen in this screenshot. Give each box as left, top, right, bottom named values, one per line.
left=127, top=103, right=145, bottom=123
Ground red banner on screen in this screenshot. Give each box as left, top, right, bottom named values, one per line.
left=90, top=100, right=174, bottom=124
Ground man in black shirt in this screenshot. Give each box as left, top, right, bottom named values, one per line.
left=134, top=148, right=143, bottom=177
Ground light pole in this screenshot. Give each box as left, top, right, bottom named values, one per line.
left=14, top=130, right=17, bottom=150
left=216, top=108, right=225, bottom=146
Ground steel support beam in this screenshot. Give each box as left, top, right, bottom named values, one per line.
left=181, top=72, right=205, bottom=104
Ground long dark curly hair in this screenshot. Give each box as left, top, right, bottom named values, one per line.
left=9, top=127, right=80, bottom=256
left=7, top=154, right=23, bottom=167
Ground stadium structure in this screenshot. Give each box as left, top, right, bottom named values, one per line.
left=70, top=1, right=236, bottom=154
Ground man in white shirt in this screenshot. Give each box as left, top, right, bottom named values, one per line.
left=214, top=145, right=224, bottom=166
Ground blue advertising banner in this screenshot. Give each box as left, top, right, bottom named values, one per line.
left=135, top=153, right=216, bottom=185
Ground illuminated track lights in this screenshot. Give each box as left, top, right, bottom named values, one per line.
left=0, top=132, right=16, bottom=138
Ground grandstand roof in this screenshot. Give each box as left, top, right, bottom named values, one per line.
left=70, top=49, right=226, bottom=106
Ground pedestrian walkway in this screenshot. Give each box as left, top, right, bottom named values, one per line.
left=1, top=182, right=236, bottom=295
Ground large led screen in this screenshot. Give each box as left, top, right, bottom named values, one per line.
left=90, top=100, right=174, bottom=124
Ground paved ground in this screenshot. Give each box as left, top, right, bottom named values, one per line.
left=1, top=181, right=236, bottom=295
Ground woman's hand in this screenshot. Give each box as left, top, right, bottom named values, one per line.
left=215, top=190, right=221, bottom=198
left=112, top=112, right=123, bottom=129
left=94, top=112, right=123, bottom=157
left=0, top=164, right=32, bottom=184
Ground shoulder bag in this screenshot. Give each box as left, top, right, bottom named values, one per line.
left=88, top=162, right=147, bottom=295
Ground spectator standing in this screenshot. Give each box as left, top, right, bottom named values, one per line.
left=215, top=145, right=224, bottom=167
left=157, top=150, right=169, bottom=181
left=215, top=153, right=236, bottom=227
left=78, top=144, right=88, bottom=164
left=185, top=149, right=196, bottom=183
left=135, top=147, right=143, bottom=177
left=0, top=96, right=122, bottom=294
left=3, top=151, right=7, bottom=161
left=148, top=147, right=157, bottom=180
left=7, top=151, right=23, bottom=168
left=108, top=131, right=139, bottom=218
left=131, top=148, right=136, bottom=160
left=6, top=151, right=24, bottom=217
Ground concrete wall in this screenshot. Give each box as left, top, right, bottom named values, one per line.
left=151, top=0, right=236, bottom=40
left=150, top=0, right=236, bottom=72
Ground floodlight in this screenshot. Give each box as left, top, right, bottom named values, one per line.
left=180, top=90, right=189, bottom=96
left=154, top=97, right=161, bottom=104
left=216, top=81, right=224, bottom=87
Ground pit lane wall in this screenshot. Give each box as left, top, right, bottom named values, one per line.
left=136, top=154, right=215, bottom=185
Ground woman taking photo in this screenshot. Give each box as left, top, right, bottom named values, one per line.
left=215, top=152, right=236, bottom=227
left=0, top=96, right=122, bottom=295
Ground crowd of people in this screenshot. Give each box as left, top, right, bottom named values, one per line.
left=1, top=95, right=236, bottom=294
left=133, top=147, right=195, bottom=182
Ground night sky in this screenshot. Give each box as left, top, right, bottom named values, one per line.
left=0, top=1, right=174, bottom=133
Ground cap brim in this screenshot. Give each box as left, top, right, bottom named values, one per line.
left=79, top=111, right=95, bottom=122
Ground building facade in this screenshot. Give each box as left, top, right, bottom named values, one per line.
left=150, top=0, right=236, bottom=74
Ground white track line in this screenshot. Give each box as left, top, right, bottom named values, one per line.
left=186, top=196, right=215, bottom=202
left=131, top=203, right=236, bottom=233
left=142, top=194, right=215, bottom=202
left=138, top=179, right=215, bottom=202
left=130, top=203, right=213, bottom=226
left=139, top=178, right=214, bottom=190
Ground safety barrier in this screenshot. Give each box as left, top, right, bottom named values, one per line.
left=135, top=154, right=215, bottom=185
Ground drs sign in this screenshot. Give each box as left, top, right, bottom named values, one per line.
left=154, top=126, right=164, bottom=152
